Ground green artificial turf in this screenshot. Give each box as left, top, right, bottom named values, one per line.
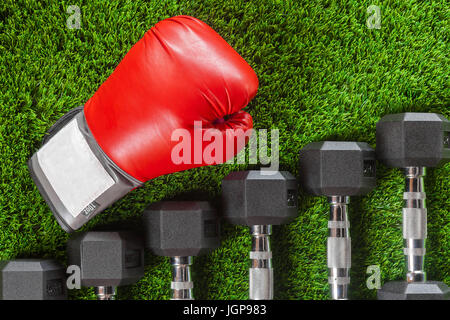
left=0, top=0, right=448, bottom=300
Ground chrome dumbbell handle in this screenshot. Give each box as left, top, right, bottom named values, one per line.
left=328, top=196, right=351, bottom=300
left=249, top=225, right=273, bottom=300
left=95, top=286, right=116, bottom=300
left=403, top=167, right=427, bottom=283
left=171, top=256, right=194, bottom=300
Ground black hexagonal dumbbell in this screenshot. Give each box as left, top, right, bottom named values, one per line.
left=0, top=259, right=67, bottom=300
left=143, top=201, right=220, bottom=300
left=67, top=231, right=145, bottom=300
left=299, top=141, right=376, bottom=300
left=376, top=112, right=450, bottom=300
left=221, top=170, right=298, bottom=300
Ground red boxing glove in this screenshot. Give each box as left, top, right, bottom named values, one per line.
left=29, top=16, right=258, bottom=232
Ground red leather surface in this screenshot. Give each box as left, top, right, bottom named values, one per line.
left=84, top=15, right=258, bottom=182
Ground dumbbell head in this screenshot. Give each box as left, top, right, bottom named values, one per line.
left=299, top=141, right=376, bottom=196
left=376, top=112, right=450, bottom=168
left=143, top=201, right=220, bottom=257
left=221, top=170, right=297, bottom=226
left=378, top=281, right=449, bottom=300
left=0, top=259, right=67, bottom=300
left=67, top=231, right=145, bottom=287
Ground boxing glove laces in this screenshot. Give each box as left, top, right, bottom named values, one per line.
left=28, top=16, right=258, bottom=232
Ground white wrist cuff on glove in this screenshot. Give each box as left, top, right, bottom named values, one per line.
left=29, top=109, right=142, bottom=232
